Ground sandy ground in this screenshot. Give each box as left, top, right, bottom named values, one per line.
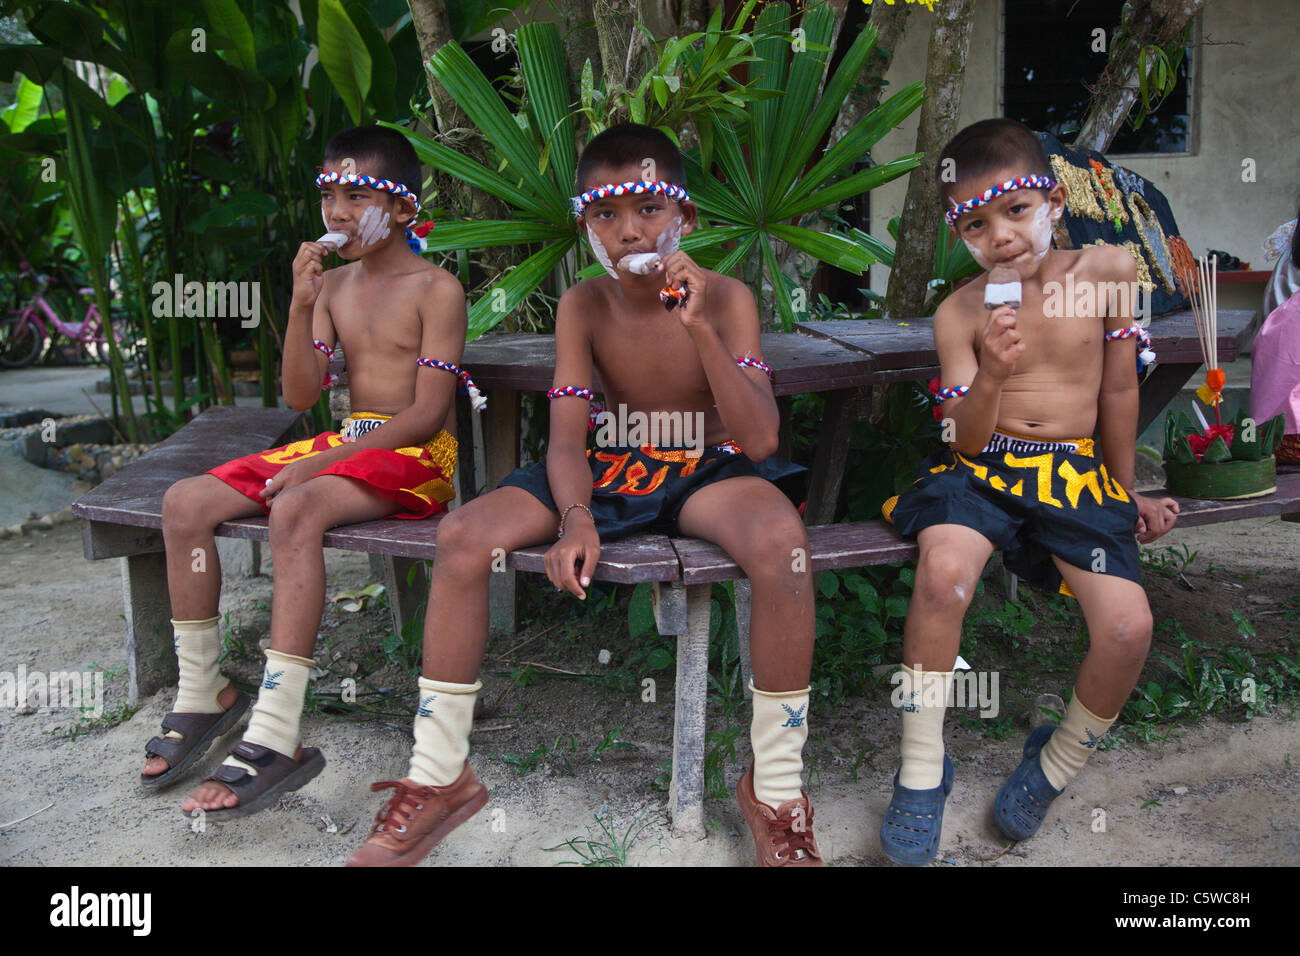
left=0, top=516, right=1296, bottom=867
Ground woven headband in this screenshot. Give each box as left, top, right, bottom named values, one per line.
left=571, top=180, right=690, bottom=218
left=316, top=171, right=425, bottom=252
left=945, top=175, right=1057, bottom=226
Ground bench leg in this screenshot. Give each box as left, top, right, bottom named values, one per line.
left=669, top=582, right=710, bottom=838
left=381, top=556, right=428, bottom=641
left=488, top=569, right=517, bottom=637
left=484, top=388, right=521, bottom=636
left=120, top=552, right=177, bottom=705
left=734, top=578, right=753, bottom=699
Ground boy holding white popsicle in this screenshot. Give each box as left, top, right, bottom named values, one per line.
left=878, top=118, right=1180, bottom=864
left=142, top=125, right=474, bottom=822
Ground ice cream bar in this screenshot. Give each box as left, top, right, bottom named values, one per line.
left=317, top=232, right=350, bottom=251
left=984, top=265, right=1021, bottom=309
left=618, top=252, right=662, bottom=275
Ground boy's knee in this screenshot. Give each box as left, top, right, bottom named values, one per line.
left=267, top=487, right=320, bottom=540
left=433, top=509, right=493, bottom=570
left=1099, top=606, right=1153, bottom=658
left=162, top=479, right=209, bottom=534
left=913, top=549, right=980, bottom=612
left=741, top=516, right=809, bottom=583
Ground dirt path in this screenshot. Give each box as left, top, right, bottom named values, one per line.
left=0, top=522, right=1295, bottom=866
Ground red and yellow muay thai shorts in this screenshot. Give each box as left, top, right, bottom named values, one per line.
left=207, top=412, right=457, bottom=519
left=883, top=428, right=1141, bottom=598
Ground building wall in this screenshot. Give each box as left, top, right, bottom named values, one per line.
left=867, top=0, right=1300, bottom=301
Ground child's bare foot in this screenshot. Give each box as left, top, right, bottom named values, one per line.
left=179, top=741, right=327, bottom=820
left=181, top=744, right=309, bottom=812
left=142, top=683, right=244, bottom=778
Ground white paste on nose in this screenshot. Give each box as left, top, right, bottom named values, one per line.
left=357, top=205, right=390, bottom=246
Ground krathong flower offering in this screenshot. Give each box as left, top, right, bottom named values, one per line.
left=1162, top=254, right=1285, bottom=499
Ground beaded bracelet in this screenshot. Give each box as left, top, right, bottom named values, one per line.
left=558, top=503, right=594, bottom=537
left=736, top=356, right=773, bottom=378
left=417, top=357, right=486, bottom=411
left=935, top=385, right=970, bottom=403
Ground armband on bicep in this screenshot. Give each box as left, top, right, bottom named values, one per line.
left=935, top=385, right=970, bottom=403
left=1104, top=325, right=1156, bottom=373
left=417, top=357, right=486, bottom=412
left=547, top=386, right=604, bottom=432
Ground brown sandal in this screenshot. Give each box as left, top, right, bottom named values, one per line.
left=188, top=740, right=326, bottom=821
left=141, top=691, right=252, bottom=791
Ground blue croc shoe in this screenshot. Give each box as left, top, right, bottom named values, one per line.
left=994, top=725, right=1064, bottom=841
left=880, top=754, right=955, bottom=866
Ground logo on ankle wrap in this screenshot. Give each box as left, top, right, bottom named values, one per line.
left=1080, top=727, right=1100, bottom=749
left=262, top=669, right=285, bottom=690
left=781, top=703, right=806, bottom=727
left=901, top=690, right=920, bottom=713
left=417, top=694, right=436, bottom=717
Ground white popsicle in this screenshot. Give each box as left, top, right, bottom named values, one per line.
left=984, top=265, right=1022, bottom=310
left=317, top=232, right=350, bottom=251
left=618, top=252, right=662, bottom=275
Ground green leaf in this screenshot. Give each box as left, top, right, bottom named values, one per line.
left=818, top=571, right=839, bottom=599
left=421, top=219, right=570, bottom=251
left=202, top=0, right=257, bottom=73
left=767, top=223, right=877, bottom=274
left=184, top=191, right=277, bottom=232
left=317, top=0, right=372, bottom=124
left=467, top=237, right=575, bottom=340
left=758, top=232, right=796, bottom=331
left=776, top=154, right=922, bottom=221
left=646, top=647, right=675, bottom=672
left=429, top=40, right=565, bottom=220
left=628, top=583, right=655, bottom=638
left=516, top=23, right=575, bottom=190
left=0, top=74, right=43, bottom=133
left=1202, top=435, right=1231, bottom=463
left=345, top=0, right=396, bottom=119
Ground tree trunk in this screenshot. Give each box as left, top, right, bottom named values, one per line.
left=594, top=0, right=652, bottom=122
left=562, top=0, right=601, bottom=104
left=1074, top=0, right=1203, bottom=153
left=827, top=0, right=911, bottom=149
left=883, top=0, right=974, bottom=321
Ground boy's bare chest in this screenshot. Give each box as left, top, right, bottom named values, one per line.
left=591, top=315, right=712, bottom=404
left=329, top=278, right=422, bottom=355
left=977, top=306, right=1104, bottom=376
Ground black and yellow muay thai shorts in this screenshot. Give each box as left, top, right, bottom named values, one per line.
left=883, top=429, right=1141, bottom=597
left=499, top=441, right=808, bottom=541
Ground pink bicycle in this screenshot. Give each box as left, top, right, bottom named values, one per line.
left=0, top=262, right=122, bottom=368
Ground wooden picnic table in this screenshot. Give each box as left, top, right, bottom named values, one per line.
left=795, top=307, right=1258, bottom=436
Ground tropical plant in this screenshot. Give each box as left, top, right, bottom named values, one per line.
left=395, top=1, right=924, bottom=339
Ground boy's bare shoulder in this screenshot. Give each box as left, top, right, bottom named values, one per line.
left=558, top=275, right=606, bottom=324
left=413, top=259, right=466, bottom=301
left=935, top=278, right=983, bottom=328
left=1072, top=243, right=1135, bottom=282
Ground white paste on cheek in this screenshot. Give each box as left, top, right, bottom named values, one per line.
left=586, top=224, right=619, bottom=279
left=1030, top=203, right=1053, bottom=260
left=321, top=206, right=330, bottom=231
left=656, top=215, right=682, bottom=256
left=962, top=239, right=993, bottom=271
left=357, top=205, right=390, bottom=246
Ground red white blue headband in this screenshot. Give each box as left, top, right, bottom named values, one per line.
left=317, top=171, right=424, bottom=252
left=571, top=181, right=690, bottom=218
left=944, top=175, right=1057, bottom=226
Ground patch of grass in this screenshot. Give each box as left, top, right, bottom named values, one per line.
left=543, top=806, right=658, bottom=866
left=1139, top=543, right=1199, bottom=578
left=58, top=700, right=141, bottom=740
left=590, top=722, right=636, bottom=762
left=497, top=734, right=578, bottom=777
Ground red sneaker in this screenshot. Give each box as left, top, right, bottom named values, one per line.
left=736, top=762, right=823, bottom=867
left=345, top=761, right=488, bottom=867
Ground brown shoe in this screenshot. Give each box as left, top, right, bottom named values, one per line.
left=345, top=761, right=488, bottom=867
left=736, top=762, right=823, bottom=866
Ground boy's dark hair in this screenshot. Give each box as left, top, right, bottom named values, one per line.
left=935, top=118, right=1052, bottom=203
left=322, top=125, right=423, bottom=199
left=576, top=123, right=686, bottom=192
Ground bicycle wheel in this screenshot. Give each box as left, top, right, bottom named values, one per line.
left=0, top=315, right=43, bottom=368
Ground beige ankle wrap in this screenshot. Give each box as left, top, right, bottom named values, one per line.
left=221, top=649, right=314, bottom=774
left=1039, top=690, right=1115, bottom=791
left=167, top=617, right=226, bottom=735
left=749, top=682, right=810, bottom=808
left=408, top=677, right=481, bottom=787
left=898, top=664, right=953, bottom=790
